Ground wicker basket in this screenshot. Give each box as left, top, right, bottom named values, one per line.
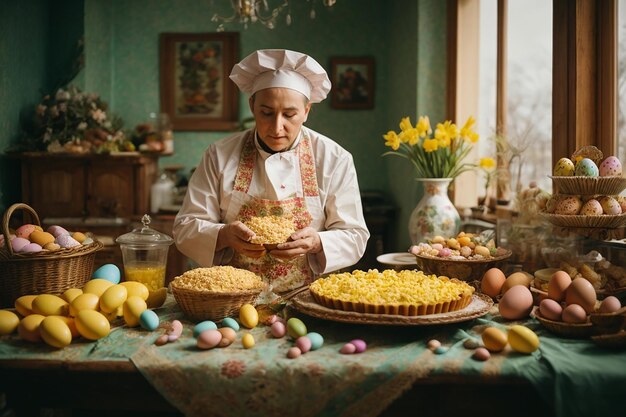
left=549, top=175, right=626, bottom=195
left=539, top=211, right=626, bottom=229
left=0, top=203, right=103, bottom=308
left=171, top=285, right=263, bottom=321
left=534, top=310, right=598, bottom=338
left=414, top=247, right=512, bottom=282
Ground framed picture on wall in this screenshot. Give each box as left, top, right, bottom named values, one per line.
left=160, top=32, right=239, bottom=131
left=329, top=56, right=375, bottom=110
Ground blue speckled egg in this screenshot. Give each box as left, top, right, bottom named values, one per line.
left=575, top=158, right=599, bottom=177
left=92, top=264, right=121, bottom=284
left=193, top=320, right=218, bottom=338
left=306, top=332, right=324, bottom=350
left=221, top=317, right=240, bottom=331
left=139, top=309, right=160, bottom=331
left=553, top=157, right=575, bottom=176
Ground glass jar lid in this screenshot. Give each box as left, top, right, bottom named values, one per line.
left=115, top=214, right=174, bottom=248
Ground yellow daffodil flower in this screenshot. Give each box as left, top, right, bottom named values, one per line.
left=383, top=130, right=400, bottom=150
left=435, top=121, right=458, bottom=144
left=399, top=128, right=419, bottom=145
left=423, top=138, right=439, bottom=152
left=480, top=157, right=496, bottom=169
left=399, top=117, right=413, bottom=132
left=460, top=116, right=479, bottom=142
left=416, top=116, right=432, bottom=138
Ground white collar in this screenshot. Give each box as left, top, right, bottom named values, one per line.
left=254, top=129, right=302, bottom=159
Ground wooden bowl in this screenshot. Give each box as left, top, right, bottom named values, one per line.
left=414, top=247, right=512, bottom=282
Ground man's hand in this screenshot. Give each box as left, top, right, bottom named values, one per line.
left=217, top=221, right=266, bottom=258
left=269, top=227, right=322, bottom=261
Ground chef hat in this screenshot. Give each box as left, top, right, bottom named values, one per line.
left=229, top=49, right=331, bottom=103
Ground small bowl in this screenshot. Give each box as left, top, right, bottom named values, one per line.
left=414, top=247, right=512, bottom=282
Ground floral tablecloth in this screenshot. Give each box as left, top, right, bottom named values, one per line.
left=1, top=295, right=625, bottom=417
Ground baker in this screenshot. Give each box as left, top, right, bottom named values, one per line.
left=173, top=49, right=369, bottom=292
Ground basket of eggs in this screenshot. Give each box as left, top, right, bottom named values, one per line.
left=0, top=203, right=103, bottom=308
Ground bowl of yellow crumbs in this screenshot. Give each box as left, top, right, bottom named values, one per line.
left=170, top=266, right=266, bottom=321
left=244, top=215, right=296, bottom=250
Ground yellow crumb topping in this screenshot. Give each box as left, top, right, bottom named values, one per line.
left=171, top=266, right=264, bottom=292
left=310, top=269, right=474, bottom=305
left=245, top=215, right=296, bottom=244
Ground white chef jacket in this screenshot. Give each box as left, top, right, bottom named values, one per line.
left=173, top=125, right=370, bottom=275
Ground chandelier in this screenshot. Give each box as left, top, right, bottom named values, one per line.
left=212, top=0, right=337, bottom=31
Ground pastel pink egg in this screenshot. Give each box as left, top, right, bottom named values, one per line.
left=197, top=329, right=222, bottom=350
left=16, top=224, right=36, bottom=239
left=350, top=339, right=367, bottom=353
left=340, top=343, right=357, bottom=354
left=270, top=321, right=286, bottom=338
left=295, top=336, right=312, bottom=353
left=11, top=237, right=31, bottom=252
left=55, top=234, right=80, bottom=248
left=287, top=347, right=302, bottom=359
left=47, top=225, right=70, bottom=238
left=472, top=347, right=491, bottom=361
left=19, top=242, right=42, bottom=253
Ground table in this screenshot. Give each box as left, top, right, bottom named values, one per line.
left=1, top=295, right=624, bottom=417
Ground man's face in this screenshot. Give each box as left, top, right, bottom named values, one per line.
left=249, top=88, right=311, bottom=152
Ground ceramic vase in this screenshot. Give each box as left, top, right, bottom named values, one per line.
left=408, top=178, right=461, bottom=244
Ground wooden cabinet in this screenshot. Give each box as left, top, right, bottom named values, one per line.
left=16, top=152, right=189, bottom=282
left=18, top=152, right=159, bottom=218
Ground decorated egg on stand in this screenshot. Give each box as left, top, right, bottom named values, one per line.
left=553, top=157, right=576, bottom=176
left=598, top=156, right=622, bottom=177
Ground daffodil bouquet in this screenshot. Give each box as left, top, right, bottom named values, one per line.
left=382, top=116, right=479, bottom=179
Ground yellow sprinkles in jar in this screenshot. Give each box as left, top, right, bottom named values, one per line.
left=171, top=266, right=264, bottom=292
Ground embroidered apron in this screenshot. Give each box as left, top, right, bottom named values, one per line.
left=225, top=131, right=323, bottom=292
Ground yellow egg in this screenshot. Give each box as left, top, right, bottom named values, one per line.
left=501, top=272, right=533, bottom=294
left=146, top=287, right=167, bottom=309
left=29, top=230, right=55, bottom=246
left=482, top=327, right=508, bottom=352
left=75, top=310, right=110, bottom=340
left=83, top=279, right=114, bottom=297
left=40, top=316, right=72, bottom=348
left=508, top=325, right=540, bottom=354
left=18, top=314, right=46, bottom=342
left=239, top=304, right=259, bottom=329
left=123, top=295, right=147, bottom=327
left=31, top=294, right=69, bottom=316
left=242, top=332, right=255, bottom=349
left=120, top=281, right=149, bottom=301
left=52, top=315, right=79, bottom=338
left=69, top=293, right=100, bottom=317
left=99, top=284, right=128, bottom=314
left=61, top=288, right=83, bottom=303
left=0, top=310, right=20, bottom=335
left=72, top=231, right=87, bottom=243
left=15, top=295, right=37, bottom=316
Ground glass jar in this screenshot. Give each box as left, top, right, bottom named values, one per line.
left=116, top=214, right=174, bottom=290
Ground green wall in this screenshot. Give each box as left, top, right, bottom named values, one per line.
left=0, top=0, right=447, bottom=252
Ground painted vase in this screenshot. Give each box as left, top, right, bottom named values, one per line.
left=408, top=178, right=461, bottom=244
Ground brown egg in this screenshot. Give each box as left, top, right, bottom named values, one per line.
left=547, top=270, right=572, bottom=302
left=599, top=296, right=621, bottom=313
left=481, top=268, right=506, bottom=298
left=498, top=285, right=534, bottom=320
left=501, top=272, right=533, bottom=294
left=562, top=304, right=587, bottom=323
left=565, top=278, right=597, bottom=313
left=539, top=298, right=563, bottom=321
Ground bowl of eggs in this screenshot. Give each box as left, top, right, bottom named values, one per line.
left=410, top=233, right=512, bottom=282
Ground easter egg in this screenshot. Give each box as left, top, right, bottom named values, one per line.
left=40, top=316, right=72, bottom=348
left=270, top=321, right=286, bottom=338
left=575, top=158, right=599, bottom=177
left=146, top=287, right=167, bottom=308
left=20, top=242, right=42, bottom=253
left=599, top=296, right=621, bottom=313
left=18, top=314, right=46, bottom=342
left=123, top=295, right=147, bottom=327
left=83, top=278, right=114, bottom=297
left=0, top=310, right=20, bottom=335
left=92, top=264, right=121, bottom=284
left=242, top=333, right=255, bottom=349
left=286, top=317, right=307, bottom=339
left=194, top=320, right=218, bottom=337
left=508, top=325, right=540, bottom=354
left=15, top=295, right=37, bottom=317
left=482, top=327, right=508, bottom=352
left=217, top=327, right=237, bottom=347
left=29, top=230, right=55, bottom=246
left=350, top=339, right=367, bottom=353
left=99, top=284, right=128, bottom=314
left=43, top=242, right=61, bottom=251
left=499, top=285, right=534, bottom=320
left=197, top=329, right=222, bottom=349
left=239, top=303, right=259, bottom=329
left=580, top=199, right=603, bottom=216
left=296, top=336, right=312, bottom=353
left=539, top=298, right=563, bottom=321
left=55, top=316, right=79, bottom=338
left=501, top=272, right=533, bottom=294
left=599, top=196, right=622, bottom=215
left=555, top=195, right=582, bottom=215
left=75, top=310, right=110, bottom=340
left=31, top=294, right=69, bottom=317
left=481, top=268, right=506, bottom=298
left=69, top=293, right=100, bottom=317
left=221, top=317, right=240, bottom=331
left=565, top=278, right=597, bottom=313
left=287, top=347, right=302, bottom=359
left=306, top=332, right=324, bottom=350
left=61, top=288, right=83, bottom=304
left=55, top=234, right=80, bottom=248
left=599, top=156, right=622, bottom=177
left=340, top=343, right=356, bottom=354
left=473, top=347, right=491, bottom=361
left=119, top=281, right=149, bottom=301
left=562, top=304, right=588, bottom=323
left=47, top=225, right=69, bottom=238
left=72, top=232, right=87, bottom=243
left=553, top=157, right=575, bottom=176
left=16, top=224, right=36, bottom=239
left=11, top=237, right=30, bottom=252
left=139, top=309, right=160, bottom=331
